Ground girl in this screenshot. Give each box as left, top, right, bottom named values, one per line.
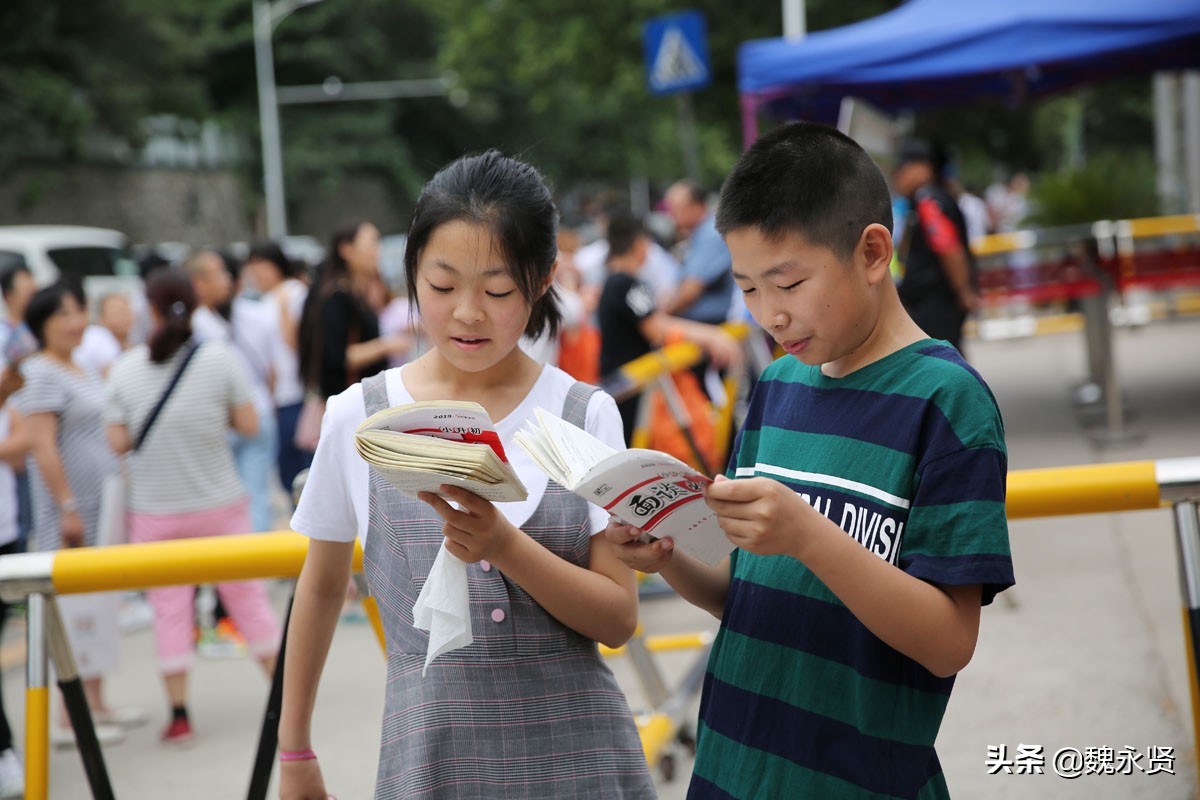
left=281, top=152, right=655, bottom=799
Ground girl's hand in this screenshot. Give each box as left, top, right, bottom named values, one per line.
left=602, top=519, right=674, bottom=573
left=418, top=485, right=520, bottom=564
left=278, top=758, right=334, bottom=800
left=61, top=510, right=84, bottom=548
left=704, top=475, right=809, bottom=559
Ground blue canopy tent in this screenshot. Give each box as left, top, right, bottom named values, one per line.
left=738, top=0, right=1200, bottom=143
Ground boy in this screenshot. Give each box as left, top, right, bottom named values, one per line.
left=606, top=122, right=1014, bottom=798
left=596, top=212, right=740, bottom=446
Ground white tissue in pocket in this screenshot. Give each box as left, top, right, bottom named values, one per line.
left=411, top=544, right=474, bottom=676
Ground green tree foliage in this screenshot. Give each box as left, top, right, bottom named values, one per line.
left=1, top=0, right=1159, bottom=224
left=1027, top=151, right=1158, bottom=227
left=0, top=0, right=210, bottom=164
left=421, top=0, right=900, bottom=192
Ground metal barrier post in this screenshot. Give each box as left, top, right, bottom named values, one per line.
left=44, top=596, right=116, bottom=800
left=1077, top=236, right=1142, bottom=444
left=247, top=591, right=294, bottom=800
left=1173, top=500, right=1200, bottom=772
left=24, top=593, right=49, bottom=800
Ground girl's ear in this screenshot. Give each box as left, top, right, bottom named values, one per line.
left=859, top=223, right=894, bottom=286
left=539, top=260, right=559, bottom=298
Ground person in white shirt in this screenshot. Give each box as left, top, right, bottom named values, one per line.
left=73, top=292, right=134, bottom=378
left=184, top=250, right=278, bottom=532
left=242, top=242, right=311, bottom=501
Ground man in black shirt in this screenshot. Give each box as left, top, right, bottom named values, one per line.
left=893, top=140, right=979, bottom=353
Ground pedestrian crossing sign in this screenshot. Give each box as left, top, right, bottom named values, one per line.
left=643, top=10, right=712, bottom=96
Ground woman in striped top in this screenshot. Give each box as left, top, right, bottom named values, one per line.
left=20, top=282, right=137, bottom=746
left=106, top=268, right=282, bottom=745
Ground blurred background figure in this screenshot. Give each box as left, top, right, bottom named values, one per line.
left=295, top=221, right=409, bottom=451
left=105, top=267, right=280, bottom=745
left=597, top=212, right=740, bottom=450
left=242, top=241, right=311, bottom=502
left=1, top=263, right=39, bottom=553
left=663, top=180, right=735, bottom=326
left=892, top=139, right=978, bottom=354
left=73, top=292, right=135, bottom=379
left=19, top=281, right=140, bottom=748
left=575, top=205, right=681, bottom=308
left=0, top=386, right=27, bottom=797
left=184, top=250, right=278, bottom=533
left=551, top=228, right=602, bottom=384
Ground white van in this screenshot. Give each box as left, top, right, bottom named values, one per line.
left=0, top=225, right=138, bottom=286
left=0, top=226, right=144, bottom=329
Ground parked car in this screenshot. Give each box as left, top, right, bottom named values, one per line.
left=0, top=225, right=138, bottom=286
left=0, top=225, right=143, bottom=329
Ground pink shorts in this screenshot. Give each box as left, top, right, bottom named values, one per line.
left=128, top=498, right=281, bottom=674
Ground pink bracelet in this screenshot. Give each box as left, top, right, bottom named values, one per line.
left=279, top=748, right=317, bottom=762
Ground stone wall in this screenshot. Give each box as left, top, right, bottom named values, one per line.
left=0, top=163, right=254, bottom=247
left=0, top=163, right=409, bottom=248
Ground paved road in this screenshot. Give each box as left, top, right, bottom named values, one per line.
left=4, top=314, right=1200, bottom=798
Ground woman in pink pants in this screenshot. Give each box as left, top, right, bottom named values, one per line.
left=106, top=266, right=281, bottom=745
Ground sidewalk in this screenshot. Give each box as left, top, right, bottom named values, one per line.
left=3, top=315, right=1199, bottom=798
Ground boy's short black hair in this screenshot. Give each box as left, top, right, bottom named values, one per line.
left=716, top=122, right=893, bottom=260
left=605, top=211, right=645, bottom=260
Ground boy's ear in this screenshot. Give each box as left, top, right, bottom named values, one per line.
left=859, top=223, right=894, bottom=285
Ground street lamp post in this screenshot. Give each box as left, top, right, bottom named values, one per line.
left=253, top=0, right=322, bottom=240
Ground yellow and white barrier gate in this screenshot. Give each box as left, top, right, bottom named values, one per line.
left=1, top=456, right=1199, bottom=797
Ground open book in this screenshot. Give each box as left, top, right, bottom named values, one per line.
left=514, top=408, right=733, bottom=566
left=354, top=401, right=527, bottom=502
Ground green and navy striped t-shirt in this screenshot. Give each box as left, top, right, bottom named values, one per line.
left=690, top=339, right=1014, bottom=800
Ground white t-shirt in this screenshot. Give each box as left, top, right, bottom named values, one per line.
left=73, top=325, right=123, bottom=378
left=106, top=342, right=253, bottom=514
left=576, top=240, right=681, bottom=305
left=269, top=279, right=308, bottom=407
left=290, top=364, right=624, bottom=545
left=195, top=303, right=274, bottom=418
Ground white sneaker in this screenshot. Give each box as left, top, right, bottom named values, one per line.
left=0, top=748, right=23, bottom=800
left=93, top=706, right=149, bottom=729
left=51, top=722, right=125, bottom=750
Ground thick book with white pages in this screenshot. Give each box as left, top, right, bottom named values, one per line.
left=514, top=407, right=733, bottom=566
left=354, top=400, right=527, bottom=502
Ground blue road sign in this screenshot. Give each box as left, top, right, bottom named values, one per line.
left=643, top=10, right=712, bottom=96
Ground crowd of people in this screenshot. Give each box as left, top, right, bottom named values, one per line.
left=0, top=125, right=1016, bottom=800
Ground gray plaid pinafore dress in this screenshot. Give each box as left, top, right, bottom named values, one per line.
left=361, top=374, right=655, bottom=799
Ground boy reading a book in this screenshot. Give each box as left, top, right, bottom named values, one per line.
left=606, top=121, right=1014, bottom=799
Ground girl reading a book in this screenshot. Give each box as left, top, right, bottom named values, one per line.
left=280, top=151, right=655, bottom=800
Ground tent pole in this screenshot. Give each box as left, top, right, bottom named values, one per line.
left=1183, top=71, right=1200, bottom=215
left=1153, top=72, right=1181, bottom=215
left=782, top=0, right=807, bottom=41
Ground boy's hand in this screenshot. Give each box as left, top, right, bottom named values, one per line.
left=603, top=519, right=674, bottom=573
left=419, top=485, right=520, bottom=564
left=705, top=475, right=809, bottom=558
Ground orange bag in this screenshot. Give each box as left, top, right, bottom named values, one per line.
left=558, top=324, right=601, bottom=385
